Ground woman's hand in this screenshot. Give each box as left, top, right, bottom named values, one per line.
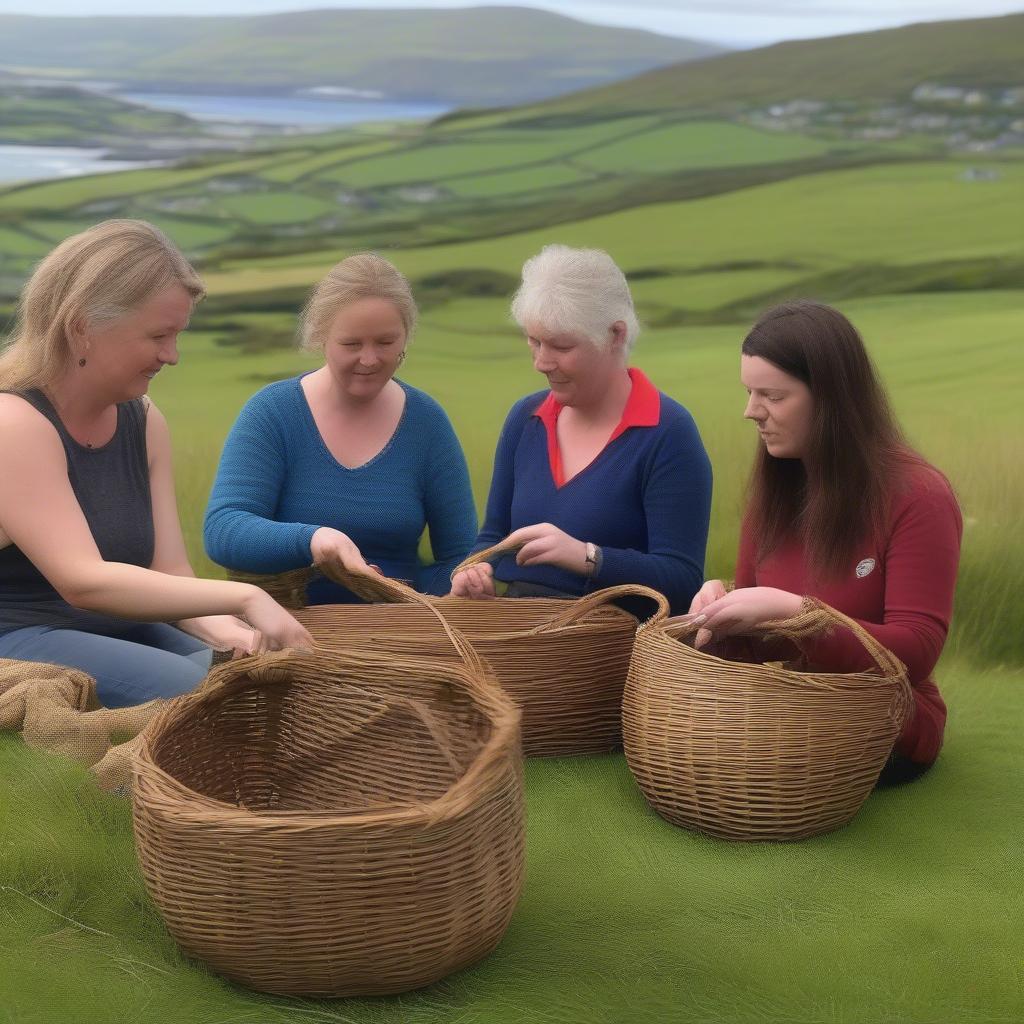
left=176, top=614, right=261, bottom=659
left=311, top=527, right=372, bottom=578
left=687, top=579, right=728, bottom=615
left=506, top=522, right=588, bottom=575
left=450, top=563, right=496, bottom=599
left=668, top=586, right=803, bottom=649
left=241, top=589, right=314, bottom=652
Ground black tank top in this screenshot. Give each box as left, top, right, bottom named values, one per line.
left=0, top=389, right=154, bottom=635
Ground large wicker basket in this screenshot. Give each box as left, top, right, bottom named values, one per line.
left=622, top=598, right=914, bottom=841
left=248, top=552, right=667, bottom=757
left=132, top=643, right=524, bottom=997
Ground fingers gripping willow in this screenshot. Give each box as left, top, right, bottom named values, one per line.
left=622, top=598, right=914, bottom=841
left=233, top=540, right=668, bottom=757
left=131, top=644, right=525, bottom=997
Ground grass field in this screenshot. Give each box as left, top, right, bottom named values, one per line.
left=2, top=657, right=1021, bottom=1024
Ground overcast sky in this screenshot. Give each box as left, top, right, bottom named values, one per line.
left=2, top=0, right=1022, bottom=47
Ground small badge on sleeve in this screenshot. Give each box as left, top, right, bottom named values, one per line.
left=855, top=558, right=876, bottom=578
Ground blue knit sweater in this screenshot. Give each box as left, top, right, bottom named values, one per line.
left=476, top=384, right=712, bottom=614
left=204, top=376, right=477, bottom=602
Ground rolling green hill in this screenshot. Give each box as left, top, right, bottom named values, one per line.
left=0, top=8, right=722, bottom=106
left=503, top=11, right=1024, bottom=117
left=0, top=84, right=207, bottom=149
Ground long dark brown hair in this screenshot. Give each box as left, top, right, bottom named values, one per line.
left=742, top=300, right=921, bottom=579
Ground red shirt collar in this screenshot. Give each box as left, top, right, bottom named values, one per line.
left=532, top=367, right=661, bottom=487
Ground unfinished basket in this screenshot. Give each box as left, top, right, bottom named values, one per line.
left=623, top=598, right=914, bottom=841
left=132, top=643, right=524, bottom=997
left=291, top=549, right=667, bottom=757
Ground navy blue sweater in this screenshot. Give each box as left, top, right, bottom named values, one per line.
left=204, top=376, right=477, bottom=602
left=476, top=376, right=712, bottom=614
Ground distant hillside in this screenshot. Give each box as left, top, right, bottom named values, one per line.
left=0, top=84, right=205, bottom=150
left=0, top=8, right=723, bottom=106
left=522, top=12, right=1024, bottom=116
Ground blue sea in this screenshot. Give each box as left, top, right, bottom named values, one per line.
left=116, top=92, right=450, bottom=127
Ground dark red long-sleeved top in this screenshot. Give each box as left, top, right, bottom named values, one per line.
left=735, top=464, right=962, bottom=766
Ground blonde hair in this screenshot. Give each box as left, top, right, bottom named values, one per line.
left=0, top=219, right=205, bottom=392
left=511, top=244, right=639, bottom=353
left=298, top=253, right=417, bottom=352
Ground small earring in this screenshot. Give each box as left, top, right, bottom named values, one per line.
left=397, top=351, right=407, bottom=365
left=78, top=357, right=87, bottom=367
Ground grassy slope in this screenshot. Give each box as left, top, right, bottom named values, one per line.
left=198, top=160, right=1024, bottom=297
left=0, top=113, right=877, bottom=285
left=0, top=85, right=201, bottom=146
left=522, top=12, right=1024, bottom=116
left=0, top=9, right=722, bottom=104
left=1, top=655, right=1020, bottom=1024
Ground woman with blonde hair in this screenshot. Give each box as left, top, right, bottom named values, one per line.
left=451, top=244, right=712, bottom=614
left=204, top=253, right=476, bottom=603
left=0, top=220, right=312, bottom=707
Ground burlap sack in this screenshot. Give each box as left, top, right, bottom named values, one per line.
left=0, top=657, right=162, bottom=791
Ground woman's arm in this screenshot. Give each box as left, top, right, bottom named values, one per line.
left=682, top=476, right=963, bottom=682
left=0, top=396, right=311, bottom=649
left=415, top=407, right=478, bottom=596
left=797, top=480, right=962, bottom=683
left=203, top=387, right=322, bottom=573
left=145, top=400, right=260, bottom=653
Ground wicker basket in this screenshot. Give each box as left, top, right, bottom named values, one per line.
left=622, top=598, right=914, bottom=841
left=278, top=549, right=667, bottom=757
left=132, top=643, right=524, bottom=997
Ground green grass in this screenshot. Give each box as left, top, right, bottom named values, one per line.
left=196, top=159, right=1023, bottom=303
left=573, top=121, right=836, bottom=174
left=315, top=116, right=663, bottom=188
left=443, top=162, right=595, bottom=198
left=0, top=224, right=48, bottom=256
left=1, top=656, right=1020, bottom=1023
left=217, top=192, right=337, bottom=226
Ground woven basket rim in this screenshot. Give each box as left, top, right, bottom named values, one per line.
left=133, top=646, right=521, bottom=830
left=298, top=599, right=639, bottom=642
left=638, top=626, right=908, bottom=692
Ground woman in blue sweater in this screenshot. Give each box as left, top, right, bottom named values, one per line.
left=451, top=244, right=712, bottom=614
left=204, top=254, right=477, bottom=604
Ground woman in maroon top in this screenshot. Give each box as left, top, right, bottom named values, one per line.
left=678, top=300, right=962, bottom=782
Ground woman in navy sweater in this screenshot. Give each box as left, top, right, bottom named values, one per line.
left=451, top=244, right=712, bottom=614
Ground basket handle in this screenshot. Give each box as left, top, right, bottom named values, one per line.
left=663, top=596, right=906, bottom=681
left=450, top=536, right=524, bottom=578
left=318, top=564, right=485, bottom=676
left=761, top=597, right=907, bottom=681
left=530, top=584, right=670, bottom=634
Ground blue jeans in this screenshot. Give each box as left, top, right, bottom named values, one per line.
left=0, top=621, right=212, bottom=708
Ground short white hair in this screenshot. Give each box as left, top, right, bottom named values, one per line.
left=510, top=244, right=640, bottom=353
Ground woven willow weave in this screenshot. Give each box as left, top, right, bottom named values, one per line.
left=132, top=644, right=524, bottom=997
left=236, top=546, right=667, bottom=757
left=623, top=598, right=914, bottom=841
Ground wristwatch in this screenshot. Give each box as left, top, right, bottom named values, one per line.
left=584, top=542, right=601, bottom=576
